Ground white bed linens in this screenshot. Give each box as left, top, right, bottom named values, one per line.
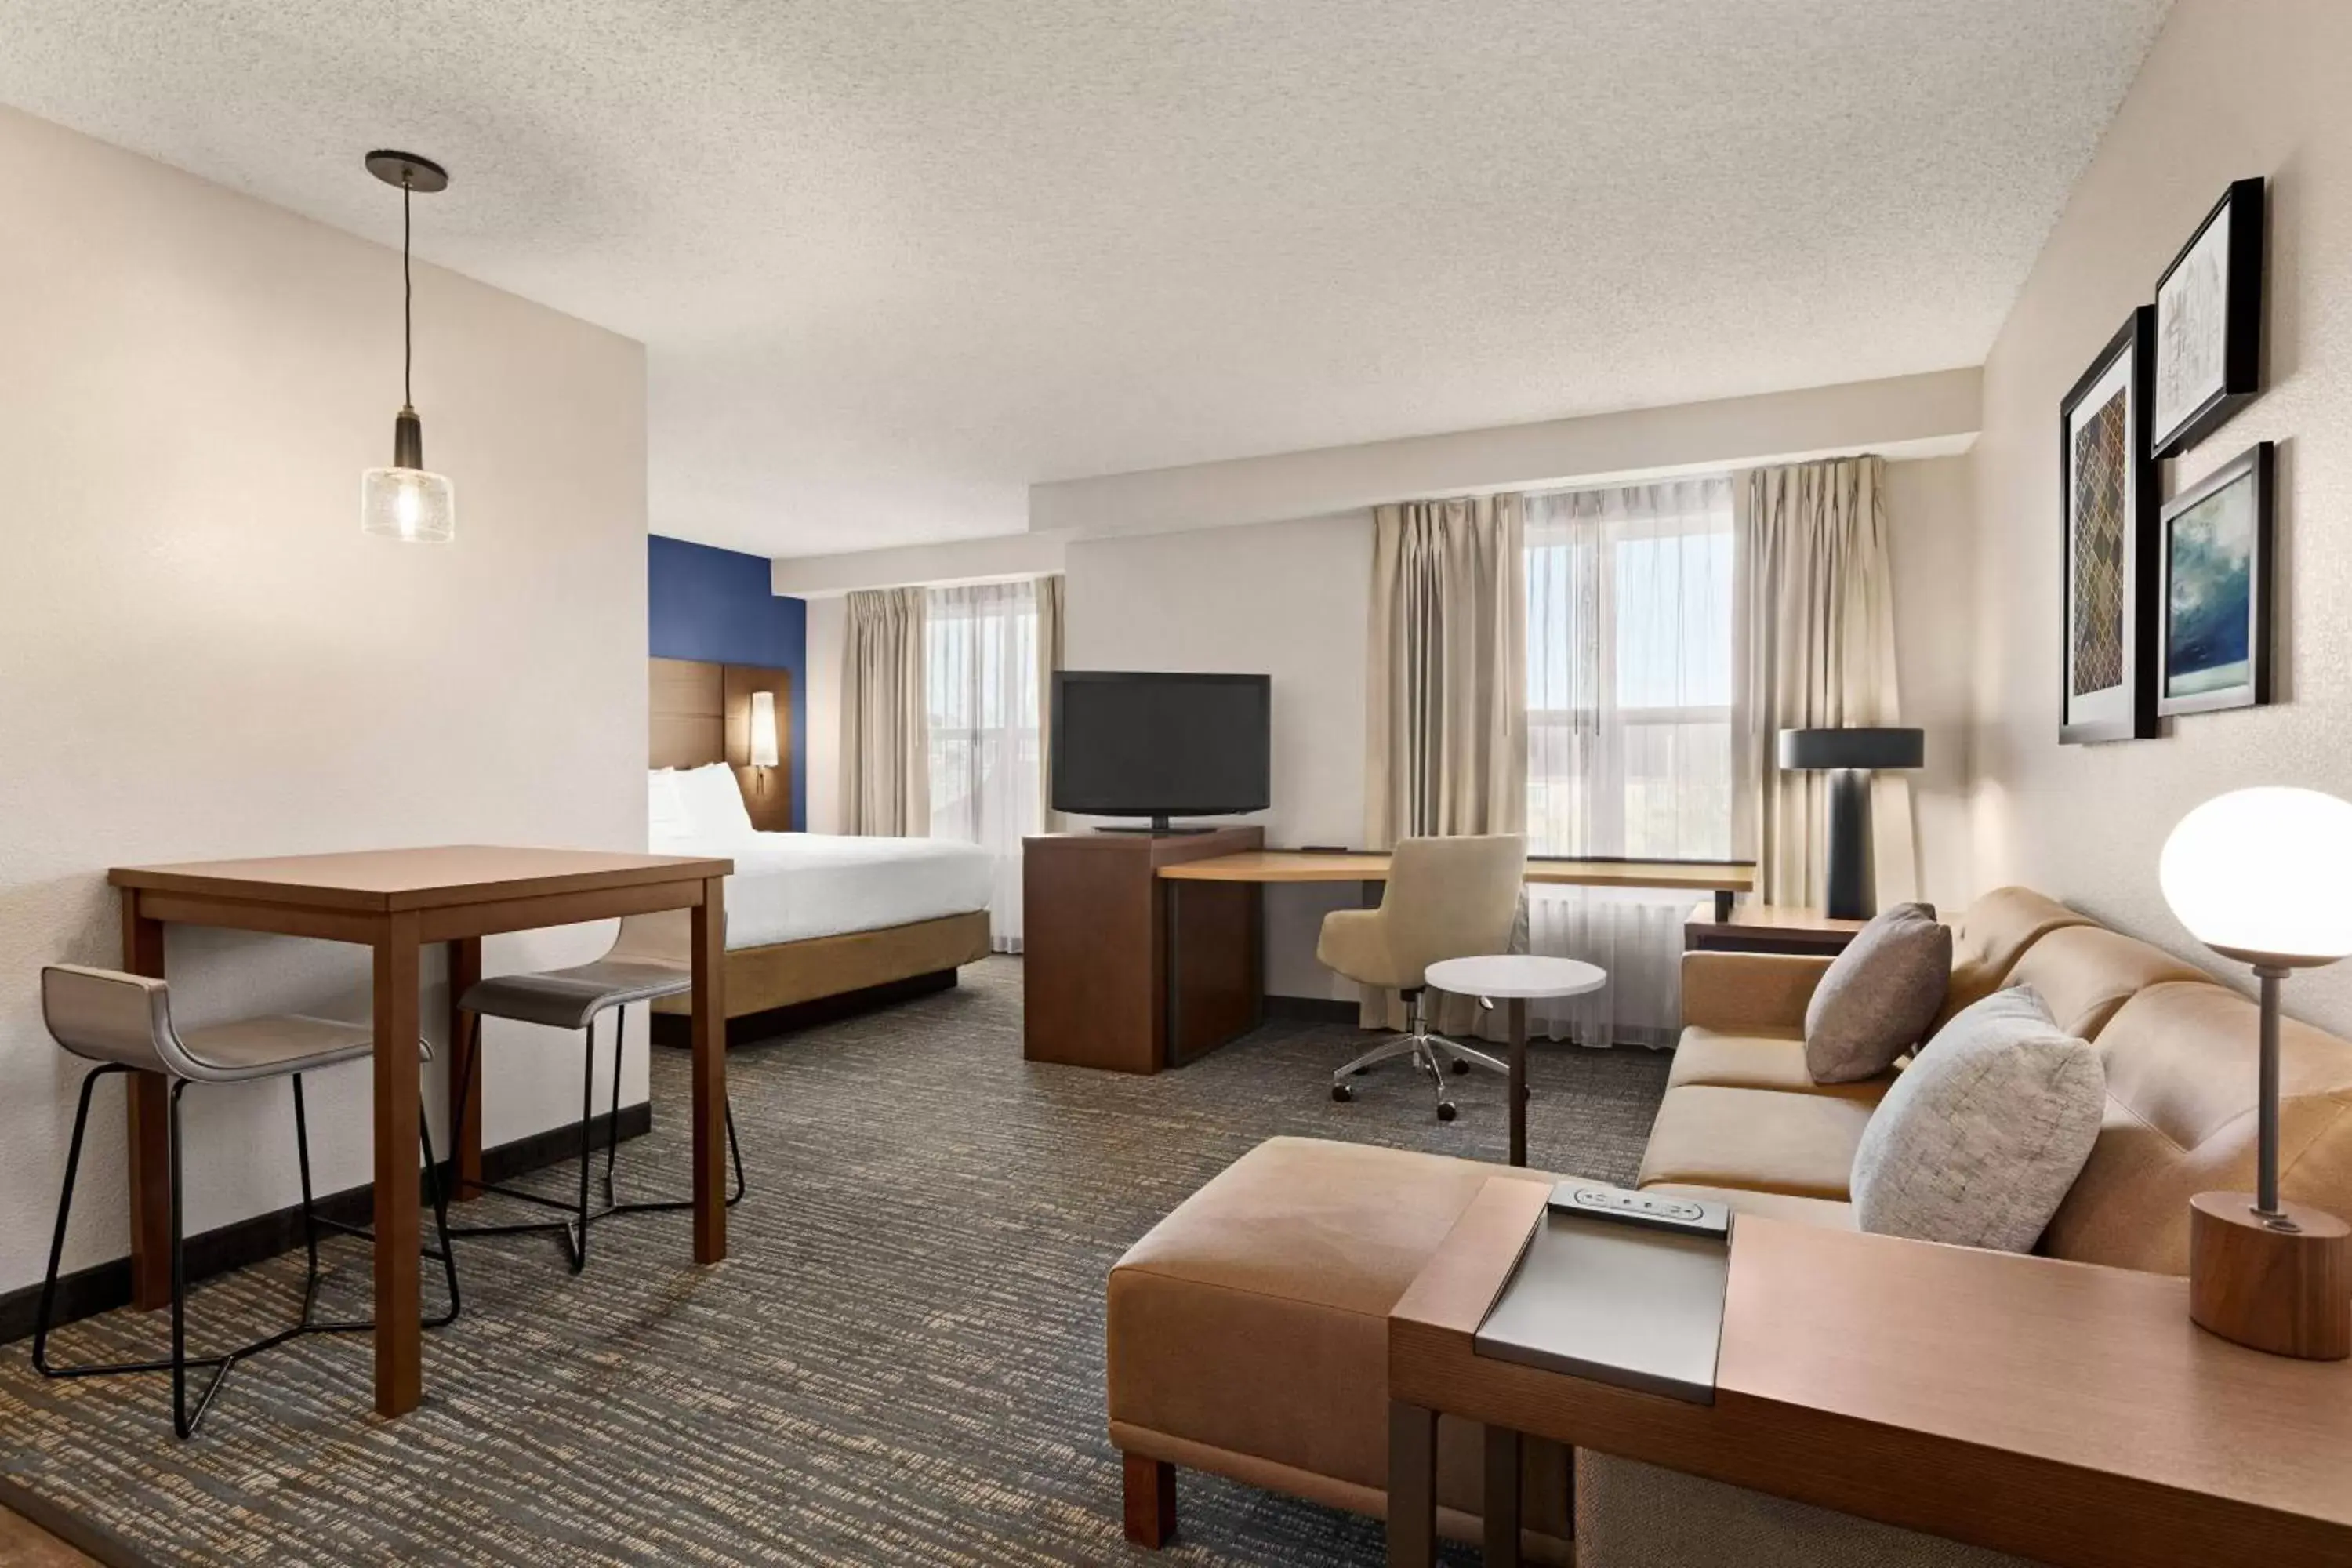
left=652, top=829, right=994, bottom=950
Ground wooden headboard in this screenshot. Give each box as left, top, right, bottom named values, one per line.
left=650, top=656, right=793, bottom=832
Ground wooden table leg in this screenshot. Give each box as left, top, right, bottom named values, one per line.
left=120, top=896, right=172, bottom=1312
left=1484, top=1423, right=1523, bottom=1567
left=448, top=936, right=482, bottom=1202
left=1387, top=1400, right=1437, bottom=1567
left=691, top=876, right=728, bottom=1265
left=372, top=912, right=423, bottom=1417
left=1508, top=996, right=1528, bottom=1168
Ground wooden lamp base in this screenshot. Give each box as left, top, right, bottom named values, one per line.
left=2188, top=1192, right=2351, bottom=1359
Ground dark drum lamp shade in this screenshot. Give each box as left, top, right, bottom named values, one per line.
left=1777, top=727, right=1926, bottom=920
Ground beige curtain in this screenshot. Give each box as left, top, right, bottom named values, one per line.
left=839, top=587, right=929, bottom=836
left=1363, top=495, right=1528, bottom=1034
left=1034, top=573, right=1065, bottom=832
left=1733, top=456, right=1918, bottom=908
left=1365, top=495, right=1528, bottom=847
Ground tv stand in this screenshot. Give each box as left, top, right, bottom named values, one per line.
left=1094, top=815, right=1218, bottom=837
left=1024, top=825, right=1264, bottom=1072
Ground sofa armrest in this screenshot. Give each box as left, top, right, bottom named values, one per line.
left=1680, top=952, right=1834, bottom=1033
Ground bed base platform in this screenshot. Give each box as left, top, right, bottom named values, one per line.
left=648, top=909, right=992, bottom=1047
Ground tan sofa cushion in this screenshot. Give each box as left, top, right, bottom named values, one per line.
left=1937, top=886, right=2092, bottom=1025
left=1635, top=1087, right=1878, bottom=1200
left=1681, top=951, right=1833, bottom=1033
left=1106, top=1136, right=1569, bottom=1541
left=2004, top=924, right=2206, bottom=1040
left=1665, top=1026, right=1893, bottom=1102
left=2043, top=980, right=2352, bottom=1272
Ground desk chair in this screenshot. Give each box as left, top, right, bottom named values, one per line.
left=1316, top=833, right=1526, bottom=1121
left=33, top=964, right=461, bottom=1438
left=446, top=911, right=744, bottom=1272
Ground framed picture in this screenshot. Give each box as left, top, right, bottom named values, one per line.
left=2158, top=441, right=2274, bottom=717
left=2059, top=307, right=2158, bottom=745
left=2152, top=177, right=2264, bottom=459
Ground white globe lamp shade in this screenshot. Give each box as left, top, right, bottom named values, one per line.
left=2160, top=787, right=2352, bottom=966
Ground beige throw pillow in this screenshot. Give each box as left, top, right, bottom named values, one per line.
left=1850, top=985, right=2106, bottom=1254
left=1803, top=902, right=1951, bottom=1083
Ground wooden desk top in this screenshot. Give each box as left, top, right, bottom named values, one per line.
left=1682, top=902, right=1867, bottom=937
left=1392, top=1180, right=2352, bottom=1566
left=1159, top=850, right=1755, bottom=892
left=110, top=845, right=735, bottom=913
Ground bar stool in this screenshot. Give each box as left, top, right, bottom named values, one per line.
left=32, top=964, right=462, bottom=1438
left=446, top=911, right=745, bottom=1272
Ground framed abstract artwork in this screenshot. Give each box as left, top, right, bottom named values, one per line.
left=2059, top=307, right=2158, bottom=745
left=2152, top=177, right=2264, bottom=459
left=2158, top=441, right=2274, bottom=717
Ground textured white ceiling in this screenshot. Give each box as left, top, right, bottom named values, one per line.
left=0, top=0, right=2169, bottom=557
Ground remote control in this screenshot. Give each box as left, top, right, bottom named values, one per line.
left=1547, top=1181, right=1730, bottom=1240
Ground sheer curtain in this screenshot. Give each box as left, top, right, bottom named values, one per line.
left=1523, top=478, right=1736, bottom=1045
left=926, top=581, right=1040, bottom=952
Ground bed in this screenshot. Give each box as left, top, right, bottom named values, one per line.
left=647, top=655, right=995, bottom=1041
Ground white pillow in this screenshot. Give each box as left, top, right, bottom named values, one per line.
left=1850, top=986, right=2106, bottom=1254
left=648, top=769, right=694, bottom=840
left=670, top=761, right=757, bottom=840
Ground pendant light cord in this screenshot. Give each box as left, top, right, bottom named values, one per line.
left=401, top=173, right=414, bottom=408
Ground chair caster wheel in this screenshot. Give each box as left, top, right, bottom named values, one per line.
left=1332, top=1083, right=1353, bottom=1103
left=1450, top=1058, right=1471, bottom=1075
left=1436, top=1101, right=1458, bottom=1122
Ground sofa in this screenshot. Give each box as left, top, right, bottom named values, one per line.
left=1105, top=887, right=2352, bottom=1563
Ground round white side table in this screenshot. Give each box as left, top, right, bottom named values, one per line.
left=1423, top=955, right=1606, bottom=1167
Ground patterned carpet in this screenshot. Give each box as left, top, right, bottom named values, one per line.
left=0, top=957, right=1669, bottom=1566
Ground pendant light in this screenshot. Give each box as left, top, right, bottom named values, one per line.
left=359, top=150, right=456, bottom=543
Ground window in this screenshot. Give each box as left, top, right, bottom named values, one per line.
left=1524, top=478, right=1736, bottom=862
left=925, top=580, right=1040, bottom=951
left=1519, top=477, right=1735, bottom=1047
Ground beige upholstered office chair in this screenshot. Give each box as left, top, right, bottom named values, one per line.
left=1316, top=833, right=1526, bottom=1120
left=445, top=910, right=744, bottom=1273
left=33, top=964, right=460, bottom=1438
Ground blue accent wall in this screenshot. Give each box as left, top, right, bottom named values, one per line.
left=648, top=535, right=808, bottom=829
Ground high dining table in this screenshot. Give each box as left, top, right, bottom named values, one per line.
left=107, top=845, right=735, bottom=1417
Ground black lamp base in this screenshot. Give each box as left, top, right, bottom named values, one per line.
left=1824, top=768, right=1875, bottom=921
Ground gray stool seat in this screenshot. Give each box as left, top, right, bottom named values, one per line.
left=461, top=958, right=689, bottom=1032
left=43, top=963, right=433, bottom=1084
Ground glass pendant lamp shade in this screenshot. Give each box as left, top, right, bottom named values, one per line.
left=2160, top=786, right=2352, bottom=965
left=361, top=464, right=456, bottom=543
left=749, top=691, right=781, bottom=767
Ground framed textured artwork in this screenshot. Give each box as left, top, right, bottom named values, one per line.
left=2152, top=177, right=2264, bottom=459
left=2158, top=441, right=2274, bottom=717
left=2059, top=307, right=2158, bottom=744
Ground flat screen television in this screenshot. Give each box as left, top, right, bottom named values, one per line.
left=1051, top=670, right=1271, bottom=833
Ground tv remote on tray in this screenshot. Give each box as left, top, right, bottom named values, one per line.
left=1547, top=1181, right=1730, bottom=1241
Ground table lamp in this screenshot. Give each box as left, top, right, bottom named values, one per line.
left=2161, top=786, right=2352, bottom=1359
left=1776, top=727, right=1924, bottom=920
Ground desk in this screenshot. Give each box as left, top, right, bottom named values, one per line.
left=107, top=845, right=733, bottom=1417
left=1163, top=850, right=1755, bottom=905
left=1387, top=1180, right=2352, bottom=1568
left=1681, top=901, right=1867, bottom=956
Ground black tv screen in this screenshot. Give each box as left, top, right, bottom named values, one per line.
left=1052, top=671, right=1271, bottom=822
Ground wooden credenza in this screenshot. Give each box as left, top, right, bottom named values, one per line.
left=1023, top=826, right=1263, bottom=1073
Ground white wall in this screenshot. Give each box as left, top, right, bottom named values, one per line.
left=804, top=596, right=845, bottom=833
left=1966, top=0, right=2352, bottom=1032
left=1065, top=514, right=1374, bottom=996
left=1884, top=456, right=1979, bottom=912
left=0, top=107, right=650, bottom=1292
left=1031, top=368, right=1980, bottom=539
